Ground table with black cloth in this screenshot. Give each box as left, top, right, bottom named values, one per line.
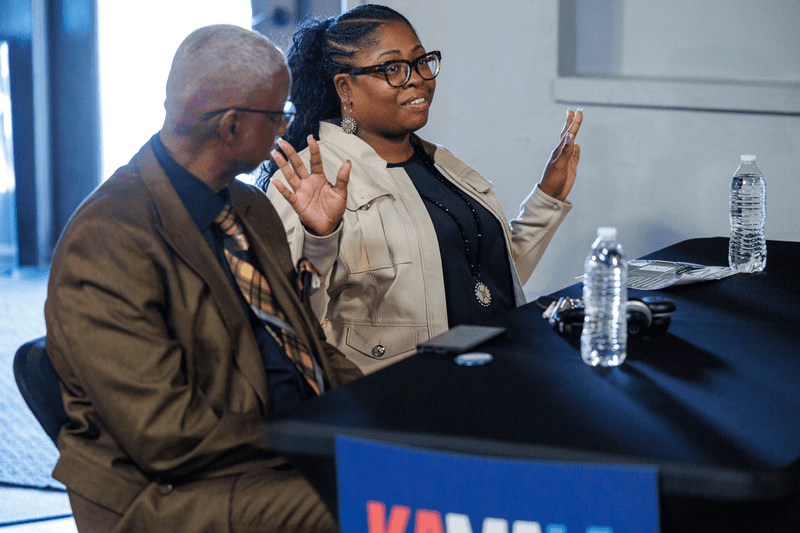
left=266, top=237, right=800, bottom=532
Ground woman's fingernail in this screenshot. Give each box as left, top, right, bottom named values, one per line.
left=565, top=133, right=573, bottom=146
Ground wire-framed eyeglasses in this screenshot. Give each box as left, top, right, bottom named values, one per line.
left=201, top=101, right=297, bottom=129
left=342, top=51, right=441, bottom=88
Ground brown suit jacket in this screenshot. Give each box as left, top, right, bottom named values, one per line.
left=44, top=141, right=362, bottom=530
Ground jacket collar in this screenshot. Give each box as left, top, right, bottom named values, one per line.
left=319, top=121, right=389, bottom=168
left=318, top=122, right=489, bottom=204
left=318, top=122, right=391, bottom=209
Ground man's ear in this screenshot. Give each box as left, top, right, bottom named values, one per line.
left=217, top=110, right=239, bottom=145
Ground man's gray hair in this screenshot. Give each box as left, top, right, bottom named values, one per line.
left=164, top=24, right=286, bottom=135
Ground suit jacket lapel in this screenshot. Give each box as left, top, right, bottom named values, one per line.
left=132, top=143, right=271, bottom=408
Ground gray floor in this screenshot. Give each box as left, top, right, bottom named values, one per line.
left=0, top=518, right=76, bottom=533
left=0, top=268, right=76, bottom=531
left=0, top=485, right=74, bottom=531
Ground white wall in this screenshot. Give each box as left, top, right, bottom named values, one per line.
left=367, top=0, right=800, bottom=299
left=619, top=0, right=800, bottom=82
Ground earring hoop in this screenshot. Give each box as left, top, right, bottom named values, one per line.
left=340, top=98, right=357, bottom=135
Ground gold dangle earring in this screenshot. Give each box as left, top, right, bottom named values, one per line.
left=341, top=98, right=357, bottom=135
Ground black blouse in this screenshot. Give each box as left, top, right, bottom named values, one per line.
left=389, top=151, right=516, bottom=327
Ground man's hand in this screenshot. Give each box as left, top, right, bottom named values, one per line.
left=538, top=109, right=583, bottom=202
left=271, top=136, right=351, bottom=237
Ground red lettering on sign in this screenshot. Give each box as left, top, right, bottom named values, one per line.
left=367, top=501, right=411, bottom=533
left=414, top=509, right=446, bottom=533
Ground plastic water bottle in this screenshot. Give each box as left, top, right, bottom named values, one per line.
left=729, top=155, right=766, bottom=273
left=581, top=227, right=627, bottom=367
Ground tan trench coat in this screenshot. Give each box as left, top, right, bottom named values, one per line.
left=268, top=123, right=572, bottom=374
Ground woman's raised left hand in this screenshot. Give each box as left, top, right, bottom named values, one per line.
left=538, top=109, right=583, bottom=202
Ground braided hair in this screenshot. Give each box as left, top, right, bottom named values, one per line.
left=257, top=4, right=416, bottom=188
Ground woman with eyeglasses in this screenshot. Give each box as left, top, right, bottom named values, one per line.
left=260, top=4, right=582, bottom=374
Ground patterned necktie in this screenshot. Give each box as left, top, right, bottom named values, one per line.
left=215, top=204, right=322, bottom=395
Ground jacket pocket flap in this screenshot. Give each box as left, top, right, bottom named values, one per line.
left=345, top=324, right=422, bottom=360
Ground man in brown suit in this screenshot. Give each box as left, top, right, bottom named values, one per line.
left=44, top=24, right=360, bottom=532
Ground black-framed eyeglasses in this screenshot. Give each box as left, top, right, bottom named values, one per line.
left=200, top=101, right=296, bottom=129
left=342, top=51, right=441, bottom=88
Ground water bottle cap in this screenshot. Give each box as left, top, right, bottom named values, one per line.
left=597, top=226, right=617, bottom=239
left=740, top=155, right=756, bottom=162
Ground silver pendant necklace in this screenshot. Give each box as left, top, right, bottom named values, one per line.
left=411, top=140, right=491, bottom=308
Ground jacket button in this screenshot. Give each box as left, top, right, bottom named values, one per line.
left=372, top=345, right=386, bottom=357
left=158, top=483, right=173, bottom=496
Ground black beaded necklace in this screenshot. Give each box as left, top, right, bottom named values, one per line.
left=410, top=139, right=492, bottom=307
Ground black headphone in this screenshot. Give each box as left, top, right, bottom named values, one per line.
left=538, top=295, right=676, bottom=339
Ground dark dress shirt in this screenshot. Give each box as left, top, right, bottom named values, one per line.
left=150, top=134, right=312, bottom=414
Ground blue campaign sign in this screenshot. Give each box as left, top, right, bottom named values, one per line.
left=336, top=436, right=659, bottom=533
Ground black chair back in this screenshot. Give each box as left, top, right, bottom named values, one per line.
left=13, top=336, right=69, bottom=445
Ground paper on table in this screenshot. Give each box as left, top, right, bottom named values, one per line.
left=578, top=260, right=738, bottom=290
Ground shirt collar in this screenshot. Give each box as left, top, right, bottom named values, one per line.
left=150, top=133, right=230, bottom=231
